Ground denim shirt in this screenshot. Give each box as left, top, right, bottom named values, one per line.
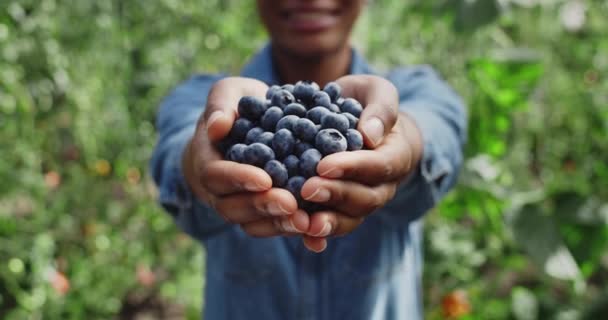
left=150, top=44, right=467, bottom=320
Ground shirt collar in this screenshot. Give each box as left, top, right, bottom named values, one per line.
left=240, top=43, right=373, bottom=85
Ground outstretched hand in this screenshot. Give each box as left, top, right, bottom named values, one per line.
left=299, top=75, right=424, bottom=252
left=182, top=77, right=310, bottom=238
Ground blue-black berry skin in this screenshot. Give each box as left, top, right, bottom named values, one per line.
left=346, top=129, right=364, bottom=151
left=238, top=96, right=267, bottom=121
left=243, top=143, right=275, bottom=167
left=293, top=81, right=317, bottom=104
left=342, top=112, right=359, bottom=129
left=307, top=106, right=331, bottom=124
left=299, top=148, right=322, bottom=178
left=281, top=84, right=295, bottom=94
left=323, top=82, right=342, bottom=102
left=294, top=118, right=318, bottom=142
left=284, top=103, right=307, bottom=118
left=270, top=89, right=296, bottom=109
left=315, top=129, right=348, bottom=155
left=283, top=155, right=300, bottom=177
left=275, top=115, right=299, bottom=132
left=228, top=118, right=254, bottom=142
left=312, top=90, right=332, bottom=109
left=286, top=176, right=306, bottom=203
left=266, top=85, right=282, bottom=100
left=272, top=129, right=296, bottom=159
left=255, top=131, right=275, bottom=146
left=226, top=143, right=247, bottom=163
left=328, top=103, right=341, bottom=113
left=294, top=141, right=313, bottom=157
left=260, top=106, right=284, bottom=131
left=264, top=160, right=289, bottom=187
left=321, top=112, right=350, bottom=133
left=340, top=98, right=363, bottom=117
left=245, top=127, right=264, bottom=144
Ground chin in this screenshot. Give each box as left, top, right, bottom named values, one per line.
left=277, top=35, right=347, bottom=59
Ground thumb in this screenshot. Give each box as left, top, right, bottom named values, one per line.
left=336, top=75, right=399, bottom=148
left=203, top=77, right=268, bottom=142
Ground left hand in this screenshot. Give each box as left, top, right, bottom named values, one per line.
left=299, top=75, right=424, bottom=252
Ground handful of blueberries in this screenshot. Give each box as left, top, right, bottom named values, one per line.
left=219, top=81, right=364, bottom=210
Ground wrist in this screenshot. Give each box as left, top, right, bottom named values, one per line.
left=399, top=111, right=424, bottom=171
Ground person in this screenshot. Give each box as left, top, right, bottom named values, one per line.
left=150, top=1, right=466, bottom=319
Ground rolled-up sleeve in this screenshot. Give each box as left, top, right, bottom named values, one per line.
left=150, top=74, right=229, bottom=242
left=381, top=66, right=467, bottom=225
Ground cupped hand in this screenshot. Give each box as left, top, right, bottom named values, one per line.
left=182, top=77, right=310, bottom=237
left=300, top=75, right=424, bottom=252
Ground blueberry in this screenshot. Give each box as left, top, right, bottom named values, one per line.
left=340, top=98, right=363, bottom=117
left=217, top=137, right=236, bottom=155
left=323, top=82, right=342, bottom=102
left=294, top=141, right=313, bottom=157
left=321, top=112, right=350, bottom=133
left=261, top=106, right=284, bottom=131
left=283, top=155, right=300, bottom=177
left=245, top=127, right=264, bottom=144
left=299, top=148, right=322, bottom=178
left=342, top=112, right=359, bottom=129
left=225, top=143, right=247, bottom=162
left=243, top=143, right=275, bottom=167
left=294, top=118, right=318, bottom=142
left=312, top=91, right=332, bottom=109
left=281, top=84, right=295, bottom=93
left=286, top=176, right=306, bottom=204
left=238, top=96, right=267, bottom=121
left=315, top=129, right=348, bottom=155
left=266, top=85, right=282, bottom=100
left=272, top=128, right=296, bottom=159
left=293, top=81, right=317, bottom=104
left=228, top=118, right=254, bottom=142
left=275, top=115, right=299, bottom=132
left=307, top=106, right=332, bottom=125
left=264, top=160, right=289, bottom=187
left=346, top=129, right=364, bottom=151
left=328, top=103, right=341, bottom=113
left=255, top=131, right=274, bottom=146
left=284, top=103, right=307, bottom=118
left=270, top=89, right=295, bottom=109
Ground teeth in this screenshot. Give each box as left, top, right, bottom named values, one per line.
left=290, top=12, right=330, bottom=20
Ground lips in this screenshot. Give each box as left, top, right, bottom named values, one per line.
left=283, top=9, right=340, bottom=33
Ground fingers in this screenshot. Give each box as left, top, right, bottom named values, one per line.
left=214, top=188, right=298, bottom=224
left=316, top=131, right=412, bottom=185
left=301, top=177, right=398, bottom=217
left=335, top=75, right=399, bottom=147
left=202, top=160, right=273, bottom=195
left=307, top=211, right=365, bottom=237
left=240, top=210, right=310, bottom=237
left=302, top=236, right=327, bottom=253
left=202, top=77, right=268, bottom=142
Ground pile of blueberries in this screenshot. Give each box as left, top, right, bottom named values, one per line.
left=219, top=81, right=364, bottom=208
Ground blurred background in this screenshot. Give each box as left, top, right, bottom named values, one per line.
left=1, top=0, right=606, bottom=319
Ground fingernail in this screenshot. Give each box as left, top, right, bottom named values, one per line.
left=362, top=117, right=384, bottom=147
left=281, top=219, right=299, bottom=233
left=207, top=111, right=224, bottom=129
left=267, top=202, right=291, bottom=216
left=319, top=167, right=343, bottom=179
left=304, top=188, right=331, bottom=202
left=244, top=181, right=267, bottom=192
left=312, top=222, right=332, bottom=237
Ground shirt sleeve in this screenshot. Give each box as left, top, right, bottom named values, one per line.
left=381, top=65, right=467, bottom=226
left=149, top=74, right=230, bottom=242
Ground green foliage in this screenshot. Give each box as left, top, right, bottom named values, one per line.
left=1, top=0, right=607, bottom=319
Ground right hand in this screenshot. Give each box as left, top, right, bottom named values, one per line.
left=182, top=77, right=310, bottom=237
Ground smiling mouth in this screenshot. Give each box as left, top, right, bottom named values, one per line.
left=282, top=9, right=341, bottom=32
